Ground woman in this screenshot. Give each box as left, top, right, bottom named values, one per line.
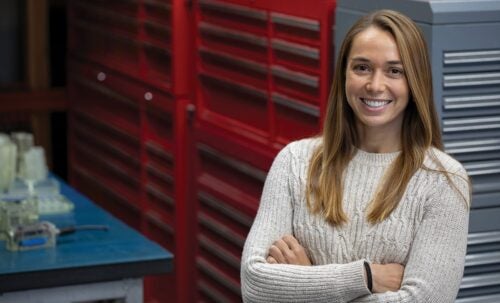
left=241, top=9, right=470, bottom=303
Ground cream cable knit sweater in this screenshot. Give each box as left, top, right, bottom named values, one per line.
left=241, top=138, right=470, bottom=303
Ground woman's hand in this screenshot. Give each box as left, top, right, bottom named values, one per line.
left=370, top=263, right=405, bottom=293
left=267, top=235, right=312, bottom=266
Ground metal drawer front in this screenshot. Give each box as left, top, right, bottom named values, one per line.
left=456, top=293, right=500, bottom=303
left=199, top=0, right=266, bottom=21
left=445, top=138, right=500, bottom=162
left=467, top=230, right=500, bottom=253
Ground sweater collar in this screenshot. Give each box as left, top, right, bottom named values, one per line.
left=351, top=148, right=400, bottom=166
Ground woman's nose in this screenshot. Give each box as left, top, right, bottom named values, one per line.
left=366, top=71, right=385, bottom=93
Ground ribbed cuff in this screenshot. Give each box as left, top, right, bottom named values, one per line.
left=336, top=259, right=372, bottom=300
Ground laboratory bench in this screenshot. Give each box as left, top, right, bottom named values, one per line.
left=0, top=176, right=173, bottom=303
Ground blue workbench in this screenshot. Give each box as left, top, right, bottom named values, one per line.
left=0, top=177, right=173, bottom=302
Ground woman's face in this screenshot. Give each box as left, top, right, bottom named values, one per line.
left=345, top=26, right=409, bottom=133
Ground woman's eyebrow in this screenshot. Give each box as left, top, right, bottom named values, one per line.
left=350, top=57, right=370, bottom=62
left=387, top=60, right=403, bottom=65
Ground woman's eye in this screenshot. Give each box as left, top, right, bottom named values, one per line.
left=389, top=68, right=404, bottom=77
left=353, top=64, right=370, bottom=72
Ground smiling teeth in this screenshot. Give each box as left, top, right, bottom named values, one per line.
left=362, top=99, right=390, bottom=108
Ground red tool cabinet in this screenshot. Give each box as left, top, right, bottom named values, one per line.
left=67, top=1, right=195, bottom=302
left=192, top=0, right=335, bottom=301
left=67, top=0, right=335, bottom=302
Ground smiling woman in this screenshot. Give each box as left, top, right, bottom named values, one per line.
left=241, top=9, right=471, bottom=303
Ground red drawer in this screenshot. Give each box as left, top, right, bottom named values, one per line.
left=271, top=12, right=321, bottom=45
left=196, top=257, right=242, bottom=302
left=72, top=124, right=141, bottom=181
left=142, top=44, right=172, bottom=90
left=70, top=164, right=142, bottom=230
left=199, top=47, right=267, bottom=90
left=198, top=74, right=268, bottom=134
left=70, top=77, right=140, bottom=137
left=271, top=64, right=320, bottom=104
left=197, top=190, right=254, bottom=257
left=196, top=142, right=267, bottom=206
left=145, top=211, right=175, bottom=252
left=69, top=23, right=140, bottom=76
left=199, top=22, right=267, bottom=63
left=143, top=0, right=172, bottom=28
left=144, top=105, right=175, bottom=147
left=273, top=93, right=320, bottom=144
left=70, top=58, right=174, bottom=107
left=198, top=0, right=267, bottom=37
left=72, top=2, right=139, bottom=38
left=143, top=20, right=172, bottom=50
left=272, top=38, right=320, bottom=72
left=71, top=111, right=140, bottom=159
left=76, top=0, right=139, bottom=17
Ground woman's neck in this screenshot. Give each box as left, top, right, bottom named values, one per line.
left=356, top=123, right=402, bottom=153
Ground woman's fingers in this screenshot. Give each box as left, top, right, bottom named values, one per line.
left=266, top=256, right=277, bottom=264
left=267, top=235, right=312, bottom=266
left=268, top=243, right=287, bottom=263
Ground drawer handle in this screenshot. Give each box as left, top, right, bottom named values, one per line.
left=271, top=12, right=320, bottom=32
left=143, top=0, right=171, bottom=11
left=443, top=116, right=500, bottom=133
left=468, top=230, right=500, bottom=245
left=73, top=124, right=140, bottom=165
left=199, top=235, right=241, bottom=269
left=465, top=251, right=500, bottom=267
left=196, top=257, right=242, bottom=295
left=460, top=272, right=500, bottom=289
left=464, top=160, right=500, bottom=176
left=74, top=110, right=140, bottom=143
left=271, top=65, right=319, bottom=88
left=444, top=72, right=500, bottom=88
left=444, top=49, right=500, bottom=65
left=198, top=281, right=231, bottom=303
left=272, top=92, right=320, bottom=117
left=197, top=143, right=267, bottom=182
left=146, top=141, right=174, bottom=161
left=444, top=94, right=500, bottom=110
left=199, top=0, right=266, bottom=21
left=444, top=139, right=500, bottom=155
left=73, top=75, right=137, bottom=107
left=199, top=22, right=267, bottom=47
left=146, top=211, right=174, bottom=235
left=146, top=164, right=174, bottom=184
left=198, top=191, right=253, bottom=228
left=200, top=47, right=267, bottom=73
left=272, top=38, right=319, bottom=60
left=200, top=73, right=267, bottom=99
left=72, top=164, right=140, bottom=212
left=146, top=184, right=174, bottom=207
left=198, top=213, right=246, bottom=248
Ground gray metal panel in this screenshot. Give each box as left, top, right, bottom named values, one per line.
left=470, top=208, right=500, bottom=233
left=336, top=0, right=500, bottom=24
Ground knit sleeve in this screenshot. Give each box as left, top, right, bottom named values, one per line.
left=350, top=167, right=470, bottom=303
left=241, top=143, right=371, bottom=303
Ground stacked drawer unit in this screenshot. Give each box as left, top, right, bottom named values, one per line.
left=335, top=0, right=500, bottom=302
left=193, top=0, right=336, bottom=301
left=195, top=0, right=335, bottom=148
left=67, top=1, right=193, bottom=302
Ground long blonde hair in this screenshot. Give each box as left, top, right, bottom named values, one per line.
left=306, top=10, right=450, bottom=225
